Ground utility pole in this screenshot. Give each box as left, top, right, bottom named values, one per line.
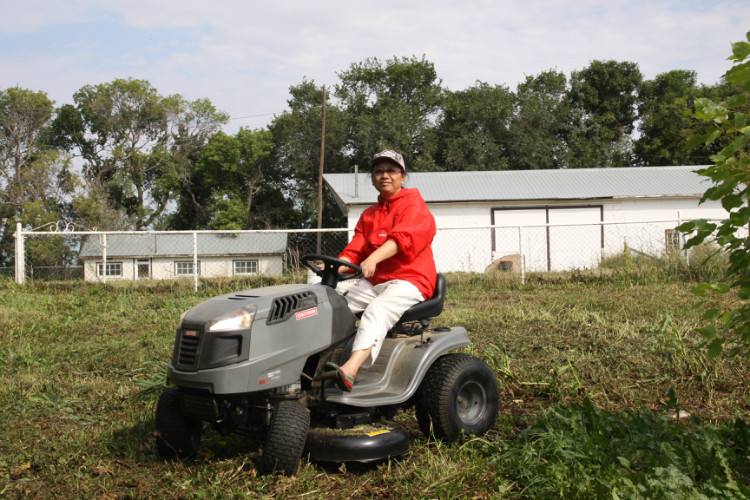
left=316, top=86, right=327, bottom=254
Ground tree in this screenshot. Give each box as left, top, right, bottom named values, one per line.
left=0, top=87, right=71, bottom=266
left=507, top=71, right=571, bottom=170
left=635, top=70, right=715, bottom=166
left=268, top=80, right=348, bottom=227
left=566, top=60, right=643, bottom=167
left=160, top=96, right=228, bottom=229
left=0, top=87, right=56, bottom=212
left=335, top=56, right=444, bottom=170
left=436, top=82, right=514, bottom=171
left=677, top=33, right=750, bottom=357
left=51, top=79, right=228, bottom=230
left=194, top=128, right=279, bottom=229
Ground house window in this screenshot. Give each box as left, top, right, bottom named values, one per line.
left=176, top=261, right=200, bottom=276
left=234, top=259, right=259, bottom=275
left=665, top=229, right=681, bottom=253
left=97, top=261, right=122, bottom=277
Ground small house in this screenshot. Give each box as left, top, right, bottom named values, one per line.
left=79, top=232, right=287, bottom=281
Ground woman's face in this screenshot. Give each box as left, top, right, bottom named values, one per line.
left=371, top=162, right=405, bottom=197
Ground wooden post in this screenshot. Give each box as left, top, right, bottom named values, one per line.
left=316, top=86, right=327, bottom=254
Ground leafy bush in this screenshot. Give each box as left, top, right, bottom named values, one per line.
left=678, top=33, right=750, bottom=358
left=488, top=401, right=749, bottom=498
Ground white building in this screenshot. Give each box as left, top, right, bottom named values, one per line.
left=324, top=166, right=728, bottom=273
left=79, top=232, right=287, bottom=281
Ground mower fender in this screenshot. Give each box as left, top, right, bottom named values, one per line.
left=325, top=327, right=470, bottom=407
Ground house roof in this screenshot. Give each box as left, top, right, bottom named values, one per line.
left=324, top=165, right=712, bottom=206
left=79, top=232, right=288, bottom=259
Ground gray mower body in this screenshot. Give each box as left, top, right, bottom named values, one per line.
left=167, top=281, right=468, bottom=406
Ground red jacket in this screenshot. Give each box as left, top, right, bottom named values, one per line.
left=339, top=188, right=437, bottom=299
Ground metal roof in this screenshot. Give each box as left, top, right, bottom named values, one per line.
left=324, top=165, right=711, bottom=206
left=79, top=232, right=288, bottom=259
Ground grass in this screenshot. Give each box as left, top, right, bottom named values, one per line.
left=1, top=272, right=749, bottom=498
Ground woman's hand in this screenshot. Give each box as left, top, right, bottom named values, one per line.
left=360, top=257, right=377, bottom=278
left=337, top=256, right=353, bottom=275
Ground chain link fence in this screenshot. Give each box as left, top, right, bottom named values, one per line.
left=10, top=219, right=725, bottom=290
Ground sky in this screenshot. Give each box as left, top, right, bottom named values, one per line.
left=1, top=1, right=748, bottom=132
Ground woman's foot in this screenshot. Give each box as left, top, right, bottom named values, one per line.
left=324, top=362, right=355, bottom=392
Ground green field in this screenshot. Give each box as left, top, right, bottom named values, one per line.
left=1, top=274, right=749, bottom=498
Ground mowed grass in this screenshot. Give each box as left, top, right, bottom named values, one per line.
left=1, top=273, right=749, bottom=498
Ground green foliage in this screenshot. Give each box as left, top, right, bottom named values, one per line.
left=567, top=60, right=643, bottom=167
left=198, top=129, right=274, bottom=229
left=507, top=71, right=571, bottom=170
left=50, top=79, right=228, bottom=230
left=335, top=56, right=443, bottom=171
left=635, top=70, right=717, bottom=166
left=678, top=31, right=750, bottom=358
left=437, top=82, right=514, bottom=171
left=0, top=87, right=70, bottom=265
left=268, top=79, right=349, bottom=227
left=492, top=401, right=749, bottom=498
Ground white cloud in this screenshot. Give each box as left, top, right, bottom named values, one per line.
left=2, top=0, right=748, bottom=131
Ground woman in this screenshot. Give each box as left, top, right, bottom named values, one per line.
left=327, top=149, right=437, bottom=391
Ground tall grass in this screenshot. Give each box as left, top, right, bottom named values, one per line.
left=1, top=274, right=748, bottom=498
left=599, top=242, right=728, bottom=283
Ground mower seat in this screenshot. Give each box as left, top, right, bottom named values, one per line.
left=397, top=273, right=446, bottom=324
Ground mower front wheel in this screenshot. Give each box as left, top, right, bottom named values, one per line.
left=416, top=353, right=499, bottom=442
left=259, top=400, right=310, bottom=475
left=155, top=388, right=202, bottom=459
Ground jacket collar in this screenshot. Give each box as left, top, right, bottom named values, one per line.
left=377, top=187, right=412, bottom=206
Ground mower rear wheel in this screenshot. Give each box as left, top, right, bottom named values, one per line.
left=259, top=400, right=310, bottom=475
left=155, top=388, right=202, bottom=459
left=416, top=353, right=498, bottom=442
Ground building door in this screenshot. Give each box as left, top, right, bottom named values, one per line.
left=548, top=207, right=601, bottom=270
left=136, top=259, right=151, bottom=280
left=492, top=208, right=548, bottom=272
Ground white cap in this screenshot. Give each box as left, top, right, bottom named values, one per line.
left=371, top=149, right=406, bottom=173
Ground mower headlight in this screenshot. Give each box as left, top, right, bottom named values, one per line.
left=208, top=305, right=257, bottom=333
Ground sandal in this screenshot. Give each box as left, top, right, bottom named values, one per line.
left=324, top=362, right=355, bottom=392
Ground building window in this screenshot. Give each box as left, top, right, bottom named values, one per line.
left=97, top=261, right=122, bottom=277
left=176, top=261, right=200, bottom=276
left=234, top=259, right=259, bottom=275
left=665, top=229, right=681, bottom=253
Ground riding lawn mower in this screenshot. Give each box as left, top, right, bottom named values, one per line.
left=155, top=255, right=499, bottom=474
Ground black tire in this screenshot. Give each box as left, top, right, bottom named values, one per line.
left=155, top=388, right=202, bottom=459
left=416, top=353, right=499, bottom=442
left=259, top=400, right=310, bottom=475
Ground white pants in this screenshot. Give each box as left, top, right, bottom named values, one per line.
left=336, top=278, right=424, bottom=367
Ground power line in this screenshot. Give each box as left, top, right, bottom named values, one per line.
left=229, top=112, right=281, bottom=121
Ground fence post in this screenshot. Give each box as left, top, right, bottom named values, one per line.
left=518, top=225, right=525, bottom=285
left=193, top=231, right=198, bottom=292
left=102, top=233, right=107, bottom=284
left=14, top=222, right=25, bottom=284
left=677, top=211, right=689, bottom=265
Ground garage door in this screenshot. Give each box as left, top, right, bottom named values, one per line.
left=492, top=209, right=548, bottom=272
left=548, top=207, right=601, bottom=270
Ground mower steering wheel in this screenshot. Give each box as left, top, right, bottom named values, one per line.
left=300, top=254, right=363, bottom=288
